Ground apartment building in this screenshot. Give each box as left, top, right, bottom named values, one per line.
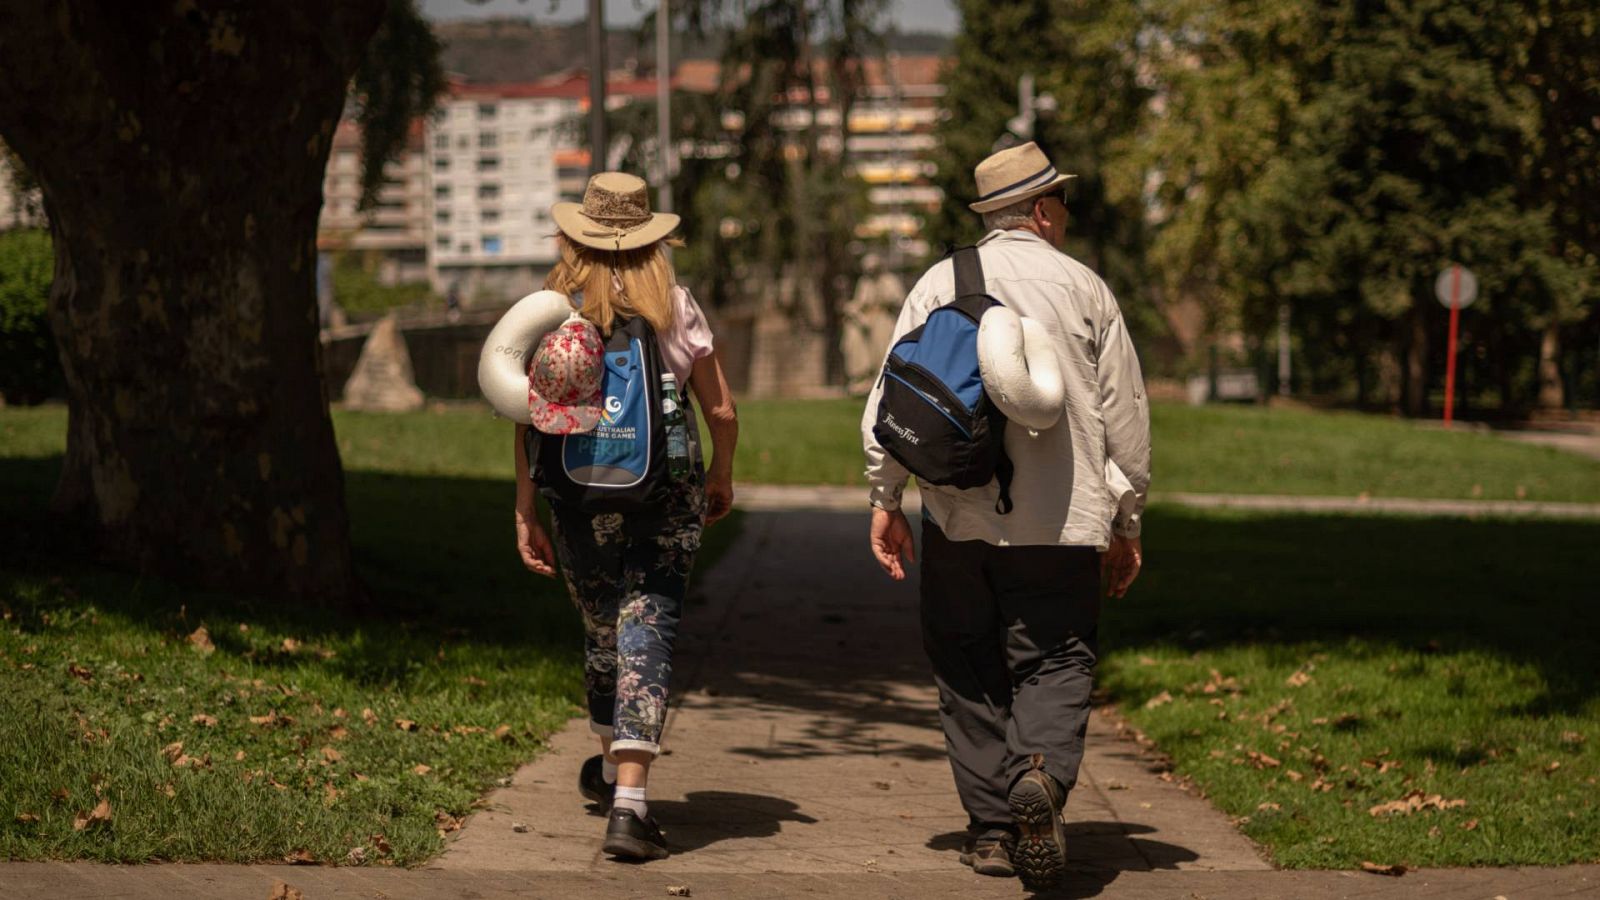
left=318, top=120, right=431, bottom=285
left=847, top=55, right=947, bottom=260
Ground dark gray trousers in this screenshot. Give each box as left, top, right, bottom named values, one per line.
left=920, top=519, right=1102, bottom=830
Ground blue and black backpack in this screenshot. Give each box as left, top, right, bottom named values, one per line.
left=872, top=246, right=1014, bottom=514
left=528, top=314, right=686, bottom=512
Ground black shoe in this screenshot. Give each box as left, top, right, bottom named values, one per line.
left=958, top=829, right=1017, bottom=877
left=579, top=755, right=615, bottom=809
left=602, top=807, right=669, bottom=861
left=1010, top=768, right=1068, bottom=889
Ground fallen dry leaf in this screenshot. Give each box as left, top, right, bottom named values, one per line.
left=512, top=822, right=530, bottom=833
left=235, top=750, right=247, bottom=762
left=494, top=724, right=513, bottom=742
left=332, top=707, right=348, bottom=719
left=1286, top=670, right=1313, bottom=688
left=1368, top=790, right=1467, bottom=817
left=284, top=848, right=316, bottom=865
left=1144, top=690, right=1174, bottom=709
left=187, top=626, right=215, bottom=656
left=1246, top=750, right=1281, bottom=769
left=321, top=746, right=343, bottom=764
left=1462, top=818, right=1480, bottom=831
left=191, top=714, right=218, bottom=727
left=161, top=741, right=185, bottom=764
left=51, top=787, right=69, bottom=804
left=394, top=718, right=419, bottom=732
left=462, top=675, right=488, bottom=687
left=329, top=725, right=350, bottom=741
left=362, top=708, right=378, bottom=726
left=435, top=810, right=463, bottom=833
left=268, top=880, right=304, bottom=900
left=249, top=710, right=282, bottom=727
left=1284, top=770, right=1304, bottom=782
left=68, top=663, right=93, bottom=683
left=73, top=798, right=112, bottom=831
left=666, top=887, right=691, bottom=897
left=281, top=638, right=300, bottom=653
left=372, top=834, right=392, bottom=856
left=413, top=764, right=432, bottom=776
left=1257, top=802, right=1281, bottom=812
left=1546, top=760, right=1563, bottom=774
left=324, top=782, right=340, bottom=806
left=346, top=846, right=368, bottom=865
left=1360, top=861, right=1406, bottom=877
left=15, top=813, right=39, bottom=824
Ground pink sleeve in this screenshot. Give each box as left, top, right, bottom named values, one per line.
left=662, top=285, right=715, bottom=385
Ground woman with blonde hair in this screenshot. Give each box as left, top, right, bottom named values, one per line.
left=512, top=172, right=738, bottom=860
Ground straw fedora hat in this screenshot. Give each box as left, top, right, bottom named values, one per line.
left=968, top=141, right=1076, bottom=213
left=552, top=172, right=680, bottom=252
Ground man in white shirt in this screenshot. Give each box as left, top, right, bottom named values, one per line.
left=860, top=141, right=1151, bottom=889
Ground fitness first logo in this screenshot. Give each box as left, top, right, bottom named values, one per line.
left=883, top=413, right=919, bottom=445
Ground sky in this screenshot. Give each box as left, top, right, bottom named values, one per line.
left=417, top=0, right=960, bottom=35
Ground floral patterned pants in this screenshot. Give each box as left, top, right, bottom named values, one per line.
left=549, top=481, right=704, bottom=756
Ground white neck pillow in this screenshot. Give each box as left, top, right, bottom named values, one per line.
left=977, top=306, right=1064, bottom=431
left=478, top=290, right=576, bottom=423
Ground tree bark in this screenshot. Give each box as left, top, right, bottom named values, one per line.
left=1402, top=307, right=1429, bottom=417
left=1537, top=320, right=1565, bottom=411
left=0, top=1, right=386, bottom=600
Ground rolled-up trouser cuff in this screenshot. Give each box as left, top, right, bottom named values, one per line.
left=590, top=721, right=615, bottom=739
left=608, top=738, right=661, bottom=756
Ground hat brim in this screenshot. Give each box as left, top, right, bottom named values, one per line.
left=552, top=202, right=681, bottom=251
left=529, top=396, right=603, bottom=436
left=968, top=173, right=1076, bottom=213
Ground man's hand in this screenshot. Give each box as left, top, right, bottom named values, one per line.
left=1102, top=534, right=1142, bottom=598
left=705, top=467, right=735, bottom=525
left=870, top=507, right=916, bottom=581
left=515, top=506, right=557, bottom=577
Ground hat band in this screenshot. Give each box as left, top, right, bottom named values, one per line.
left=976, top=163, right=1058, bottom=203
left=583, top=210, right=652, bottom=227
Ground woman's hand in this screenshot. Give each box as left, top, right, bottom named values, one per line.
left=515, top=506, right=557, bottom=577
left=705, top=467, right=735, bottom=525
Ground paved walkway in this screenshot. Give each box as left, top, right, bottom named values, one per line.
left=7, top=506, right=1600, bottom=898
left=736, top=483, right=1600, bottom=520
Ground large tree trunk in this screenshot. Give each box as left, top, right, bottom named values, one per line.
left=0, top=2, right=385, bottom=599
left=1402, top=307, right=1429, bottom=417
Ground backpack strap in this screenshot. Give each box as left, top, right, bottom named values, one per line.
left=952, top=246, right=986, bottom=299
left=994, top=450, right=1015, bottom=515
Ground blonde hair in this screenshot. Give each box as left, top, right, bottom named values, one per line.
left=544, top=234, right=683, bottom=336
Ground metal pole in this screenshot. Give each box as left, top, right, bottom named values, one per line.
left=655, top=0, right=672, bottom=215
left=587, top=0, right=608, bottom=176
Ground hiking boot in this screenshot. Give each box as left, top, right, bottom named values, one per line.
left=1009, top=768, right=1068, bottom=889
left=958, top=829, right=1017, bottom=877
left=578, top=754, right=615, bottom=809
left=601, top=807, right=669, bottom=861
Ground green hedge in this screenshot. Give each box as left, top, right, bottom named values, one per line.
left=0, top=229, right=58, bottom=405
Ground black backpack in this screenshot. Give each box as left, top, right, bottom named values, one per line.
left=872, top=247, right=1014, bottom=514
left=528, top=315, right=680, bottom=512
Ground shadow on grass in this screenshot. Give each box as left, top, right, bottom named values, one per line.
left=0, top=455, right=742, bottom=677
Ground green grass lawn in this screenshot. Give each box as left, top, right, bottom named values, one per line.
left=732, top=397, right=1600, bottom=502
left=0, top=406, right=740, bottom=864
left=1104, top=506, right=1599, bottom=868
left=4, top=401, right=1598, bottom=869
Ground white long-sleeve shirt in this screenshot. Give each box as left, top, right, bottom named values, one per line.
left=860, top=228, right=1151, bottom=549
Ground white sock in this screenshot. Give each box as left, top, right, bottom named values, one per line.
left=614, top=785, right=647, bottom=817
left=601, top=759, right=618, bottom=785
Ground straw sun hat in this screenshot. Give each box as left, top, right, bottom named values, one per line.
left=968, top=141, right=1076, bottom=213
left=552, top=172, right=680, bottom=251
